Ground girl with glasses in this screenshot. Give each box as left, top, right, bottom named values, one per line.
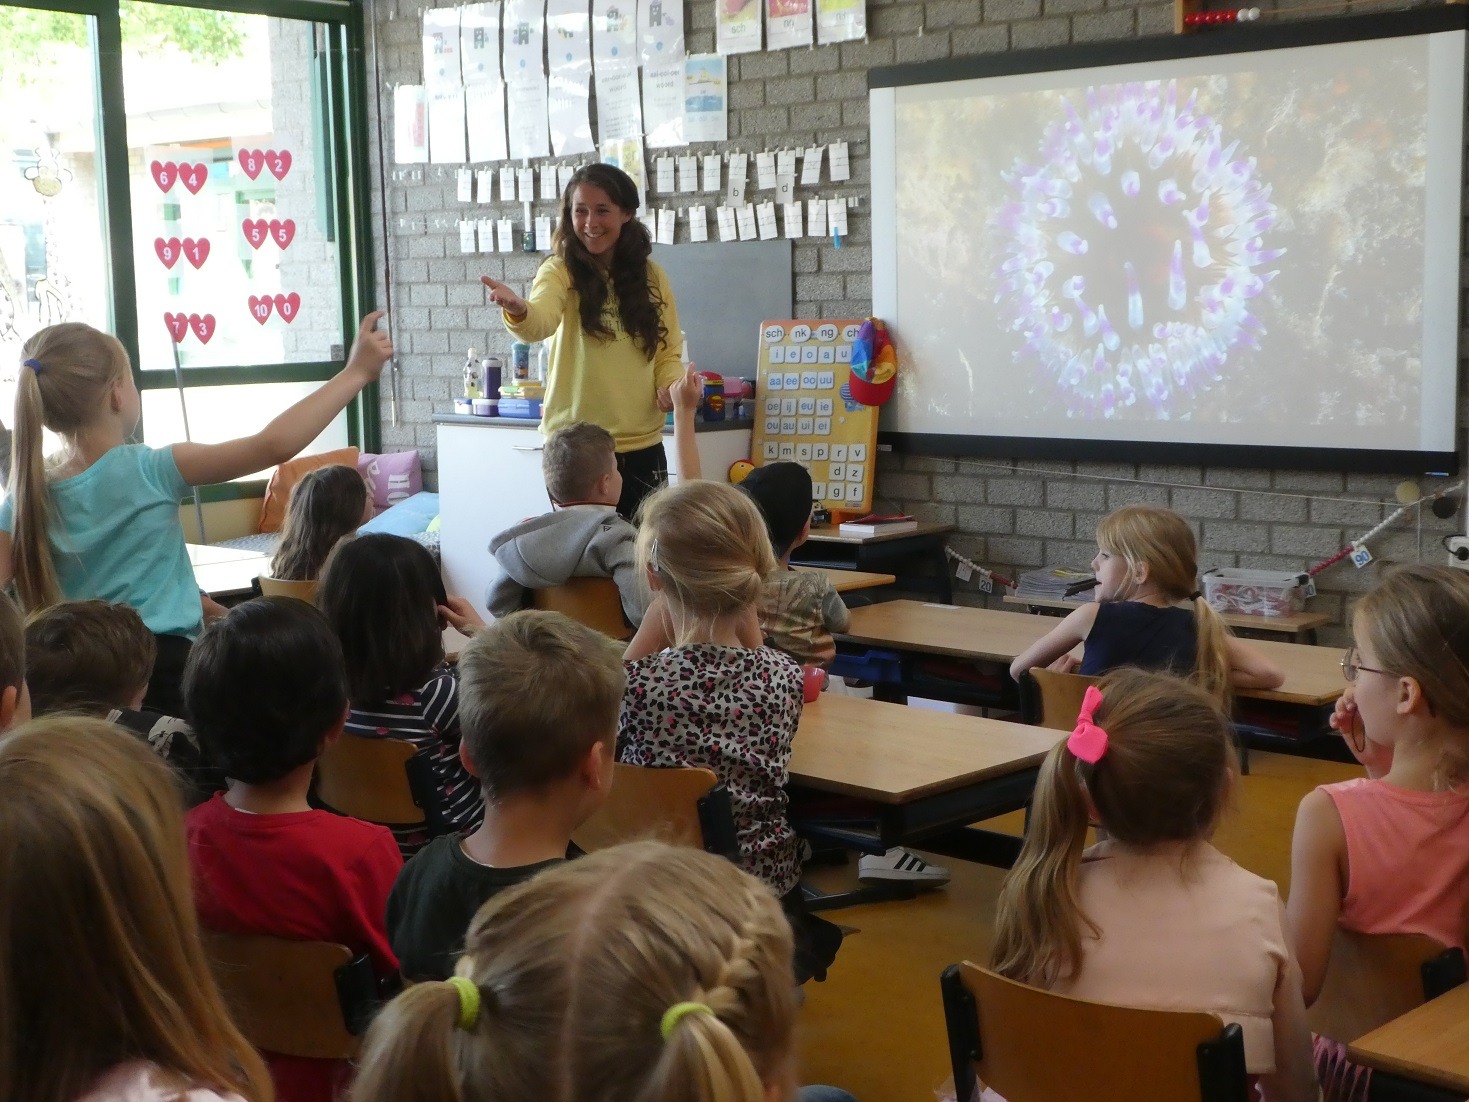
left=1287, top=563, right=1469, bottom=1102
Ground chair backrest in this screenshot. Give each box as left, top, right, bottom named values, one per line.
left=1020, top=669, right=1101, bottom=730
left=572, top=763, right=738, bottom=861
left=942, top=962, right=1250, bottom=1102
left=255, top=574, right=320, bottom=605
left=1306, top=928, right=1463, bottom=1043
left=531, top=577, right=631, bottom=640
left=203, top=933, right=378, bottom=1059
left=315, top=732, right=437, bottom=830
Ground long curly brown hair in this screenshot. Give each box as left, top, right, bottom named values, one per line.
left=553, top=163, right=667, bottom=359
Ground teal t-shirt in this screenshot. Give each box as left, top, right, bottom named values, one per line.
left=0, top=444, right=201, bottom=638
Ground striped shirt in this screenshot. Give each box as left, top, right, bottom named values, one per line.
left=344, top=666, right=484, bottom=856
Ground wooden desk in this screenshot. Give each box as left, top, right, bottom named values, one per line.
left=189, top=544, right=269, bottom=599
left=790, top=692, right=1055, bottom=868
left=1348, top=983, right=1469, bottom=1098
left=794, top=566, right=897, bottom=593
left=1001, top=594, right=1332, bottom=644
left=837, top=600, right=1345, bottom=708
left=793, top=523, right=955, bottom=603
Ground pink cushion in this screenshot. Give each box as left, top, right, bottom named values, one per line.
left=359, top=450, right=422, bottom=512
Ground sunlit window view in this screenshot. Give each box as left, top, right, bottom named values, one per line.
left=0, top=2, right=354, bottom=462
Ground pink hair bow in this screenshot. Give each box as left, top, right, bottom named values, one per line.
left=1067, top=685, right=1109, bottom=764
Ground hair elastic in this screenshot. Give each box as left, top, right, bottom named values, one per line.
left=1067, top=685, right=1109, bottom=764
left=648, top=537, right=660, bottom=574
left=22, top=358, right=42, bottom=375
left=1189, top=590, right=1204, bottom=601
left=660, top=1001, right=714, bottom=1040
left=445, top=976, right=481, bottom=1031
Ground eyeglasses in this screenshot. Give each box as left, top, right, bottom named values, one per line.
left=1340, top=646, right=1389, bottom=683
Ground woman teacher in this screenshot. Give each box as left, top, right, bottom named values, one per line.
left=482, top=163, right=687, bottom=520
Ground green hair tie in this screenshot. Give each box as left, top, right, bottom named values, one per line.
left=445, top=976, right=481, bottom=1031
left=660, top=1001, right=714, bottom=1040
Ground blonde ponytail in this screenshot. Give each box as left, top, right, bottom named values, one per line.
left=350, top=981, right=464, bottom=1102
left=10, top=324, right=131, bottom=612
left=990, top=739, right=1096, bottom=987
left=1190, top=597, right=1234, bottom=710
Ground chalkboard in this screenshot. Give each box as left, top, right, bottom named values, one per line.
left=652, top=241, right=793, bottom=384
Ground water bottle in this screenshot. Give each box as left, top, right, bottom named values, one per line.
left=463, top=346, right=481, bottom=399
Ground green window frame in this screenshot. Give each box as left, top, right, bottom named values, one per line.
left=6, top=0, right=378, bottom=503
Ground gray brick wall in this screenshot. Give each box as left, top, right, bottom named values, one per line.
left=364, top=0, right=1465, bottom=643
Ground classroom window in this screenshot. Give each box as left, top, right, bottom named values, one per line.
left=0, top=0, right=375, bottom=481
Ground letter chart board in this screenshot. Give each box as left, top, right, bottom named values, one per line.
left=753, top=320, right=878, bottom=514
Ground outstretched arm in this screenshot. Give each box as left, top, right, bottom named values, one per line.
left=1008, top=604, right=1096, bottom=682
left=171, top=314, right=391, bottom=487
left=1227, top=637, right=1285, bottom=690
left=666, top=366, right=703, bottom=481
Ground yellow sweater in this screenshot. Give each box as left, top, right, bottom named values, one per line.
left=504, top=256, right=684, bottom=452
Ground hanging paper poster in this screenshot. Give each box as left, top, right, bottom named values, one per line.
left=546, top=0, right=591, bottom=68
left=465, top=83, right=509, bottom=163
left=594, top=63, right=642, bottom=140
left=503, top=0, right=545, bottom=79
left=684, top=55, right=727, bottom=144
left=765, top=0, right=812, bottom=51
left=549, top=69, right=595, bottom=156
left=600, top=135, right=646, bottom=207
left=642, top=59, right=685, bottom=149
left=394, top=85, right=428, bottom=164
left=428, top=87, right=468, bottom=164
left=638, top=0, right=684, bottom=66
left=507, top=73, right=551, bottom=160
left=460, top=2, right=502, bottom=84
left=717, top=0, right=761, bottom=55
left=816, top=0, right=866, bottom=45
left=423, top=9, right=462, bottom=92
left=592, top=0, right=638, bottom=67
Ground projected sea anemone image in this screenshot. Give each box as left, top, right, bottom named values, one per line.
left=995, top=80, right=1283, bottom=419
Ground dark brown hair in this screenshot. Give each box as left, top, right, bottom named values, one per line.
left=317, top=533, right=446, bottom=705
left=271, top=464, right=369, bottom=582
left=553, top=163, right=667, bottom=359
left=458, top=610, right=626, bottom=801
left=24, top=600, right=156, bottom=714
left=0, top=592, right=25, bottom=696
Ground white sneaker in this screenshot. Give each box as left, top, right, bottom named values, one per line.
left=857, top=848, right=951, bottom=886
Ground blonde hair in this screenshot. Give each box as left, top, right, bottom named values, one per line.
left=636, top=480, right=777, bottom=646
left=352, top=841, right=797, bottom=1102
left=1355, top=563, right=1469, bottom=786
left=1095, top=504, right=1233, bottom=706
left=542, top=421, right=617, bottom=503
left=990, top=669, right=1237, bottom=988
left=458, top=610, right=627, bottom=800
left=11, top=324, right=132, bottom=611
left=0, top=715, right=272, bottom=1102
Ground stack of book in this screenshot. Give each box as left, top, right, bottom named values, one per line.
left=1015, top=567, right=1095, bottom=600
left=838, top=513, right=919, bottom=537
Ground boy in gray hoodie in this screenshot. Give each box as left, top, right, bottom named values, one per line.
left=486, top=372, right=701, bottom=624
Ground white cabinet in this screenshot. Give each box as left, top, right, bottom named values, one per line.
left=437, top=419, right=752, bottom=613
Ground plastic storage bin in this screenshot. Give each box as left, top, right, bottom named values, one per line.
left=1201, top=568, right=1311, bottom=618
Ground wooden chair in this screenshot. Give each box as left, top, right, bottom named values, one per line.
left=1306, top=928, right=1466, bottom=1044
left=531, top=577, right=632, bottom=641
left=203, top=933, right=380, bottom=1058
left=1019, top=668, right=1100, bottom=731
left=315, top=733, right=446, bottom=835
left=572, top=763, right=739, bottom=862
left=254, top=575, right=319, bottom=605
left=942, top=961, right=1251, bottom=1102
left=1021, top=668, right=1251, bottom=774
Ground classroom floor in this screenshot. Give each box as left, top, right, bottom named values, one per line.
left=793, top=748, right=1361, bottom=1102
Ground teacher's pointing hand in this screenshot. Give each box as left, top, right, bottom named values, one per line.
left=481, top=276, right=527, bottom=319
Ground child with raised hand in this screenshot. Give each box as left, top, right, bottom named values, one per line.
left=184, top=596, right=401, bottom=1102
left=317, top=532, right=484, bottom=856
left=0, top=715, right=270, bottom=1102
left=990, top=668, right=1317, bottom=1102
left=1, top=313, right=391, bottom=715
left=619, top=479, right=841, bottom=984
left=387, top=609, right=626, bottom=982
left=270, top=463, right=372, bottom=582
left=1009, top=504, right=1283, bottom=701
left=355, top=841, right=856, bottom=1102
left=1288, top=564, right=1469, bottom=1102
